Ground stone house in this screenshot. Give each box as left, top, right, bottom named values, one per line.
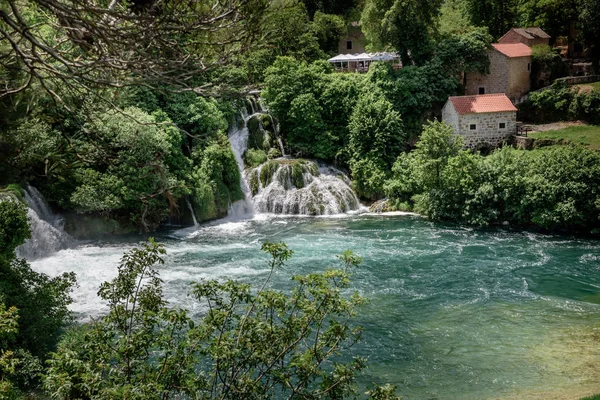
left=442, top=94, right=517, bottom=148
left=498, top=27, right=551, bottom=47
left=338, top=22, right=366, bottom=55
left=465, top=43, right=532, bottom=102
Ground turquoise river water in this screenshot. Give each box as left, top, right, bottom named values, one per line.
left=30, top=214, right=600, bottom=400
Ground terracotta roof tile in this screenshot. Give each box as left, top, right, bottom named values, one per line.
left=448, top=94, right=517, bottom=115
left=492, top=43, right=532, bottom=58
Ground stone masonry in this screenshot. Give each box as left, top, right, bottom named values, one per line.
left=498, top=29, right=550, bottom=47
left=466, top=50, right=510, bottom=96
left=338, top=26, right=366, bottom=55
left=466, top=47, right=531, bottom=102
left=456, top=111, right=516, bottom=147
left=442, top=95, right=517, bottom=148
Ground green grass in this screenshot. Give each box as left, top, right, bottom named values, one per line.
left=529, top=125, right=600, bottom=150
left=580, top=395, right=600, bottom=400
left=573, top=81, right=600, bottom=91
left=588, top=81, right=600, bottom=91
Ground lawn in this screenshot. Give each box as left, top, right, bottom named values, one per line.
left=588, top=81, right=600, bottom=91
left=529, top=125, right=600, bottom=150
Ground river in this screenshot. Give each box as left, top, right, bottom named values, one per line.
left=29, top=213, right=600, bottom=399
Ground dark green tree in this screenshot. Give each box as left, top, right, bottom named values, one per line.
left=581, top=0, right=600, bottom=72
left=361, top=0, right=444, bottom=65
left=0, top=199, right=75, bottom=395
left=312, top=11, right=348, bottom=55
left=519, top=0, right=581, bottom=41
left=465, top=0, right=519, bottom=39
left=348, top=90, right=405, bottom=199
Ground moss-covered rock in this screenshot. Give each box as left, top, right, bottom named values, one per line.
left=260, top=114, right=272, bottom=130
left=244, top=149, right=268, bottom=168
left=291, top=163, right=305, bottom=189
left=259, top=160, right=280, bottom=187
left=248, top=170, right=260, bottom=196
left=0, top=184, right=24, bottom=202
left=268, top=148, right=282, bottom=159
left=247, top=115, right=269, bottom=151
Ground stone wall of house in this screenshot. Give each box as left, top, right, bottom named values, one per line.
left=498, top=30, right=528, bottom=46
left=338, top=27, right=366, bottom=54
left=528, top=37, right=550, bottom=47
left=441, top=102, right=460, bottom=133
left=465, top=50, right=509, bottom=95
left=508, top=56, right=532, bottom=100
left=457, top=111, right=517, bottom=147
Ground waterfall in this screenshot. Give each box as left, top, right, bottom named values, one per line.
left=185, top=196, right=198, bottom=226
left=228, top=112, right=255, bottom=219
left=227, top=96, right=362, bottom=217
left=17, top=185, right=72, bottom=259
left=245, top=160, right=360, bottom=215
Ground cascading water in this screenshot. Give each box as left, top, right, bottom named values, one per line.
left=228, top=112, right=257, bottom=219
left=185, top=196, right=199, bottom=226
left=17, top=185, right=72, bottom=259
left=227, top=96, right=362, bottom=217
left=245, top=160, right=360, bottom=215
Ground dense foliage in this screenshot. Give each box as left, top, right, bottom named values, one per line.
left=44, top=240, right=399, bottom=399
left=361, top=0, right=443, bottom=65
left=0, top=199, right=75, bottom=396
left=386, top=121, right=600, bottom=232
left=519, top=81, right=600, bottom=124
left=530, top=44, right=569, bottom=89
left=1, top=89, right=245, bottom=231
left=262, top=27, right=491, bottom=198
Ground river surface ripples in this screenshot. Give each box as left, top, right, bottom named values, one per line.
left=30, top=214, right=600, bottom=399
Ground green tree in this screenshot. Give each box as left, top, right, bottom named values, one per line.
left=301, top=0, right=358, bottom=19
left=190, top=135, right=244, bottom=221
left=438, top=0, right=475, bottom=35
left=69, top=107, right=188, bottom=231
left=0, top=303, right=22, bottom=398
left=581, top=0, right=600, bottom=71
left=361, top=0, right=443, bottom=65
left=348, top=90, right=405, bottom=199
left=435, top=28, right=493, bottom=77
left=312, top=12, right=348, bottom=55
left=465, top=0, right=519, bottom=39
left=45, top=240, right=399, bottom=399
left=365, top=62, right=458, bottom=137
left=0, top=199, right=75, bottom=395
left=519, top=0, right=581, bottom=43
left=530, top=44, right=568, bottom=89
left=384, top=120, right=462, bottom=205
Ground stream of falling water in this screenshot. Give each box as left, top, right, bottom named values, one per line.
left=227, top=98, right=362, bottom=218
left=17, top=185, right=72, bottom=259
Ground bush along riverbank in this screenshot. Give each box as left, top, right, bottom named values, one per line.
left=383, top=121, right=600, bottom=234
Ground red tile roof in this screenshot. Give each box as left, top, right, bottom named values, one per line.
left=492, top=43, right=532, bottom=58
left=448, top=94, right=517, bottom=115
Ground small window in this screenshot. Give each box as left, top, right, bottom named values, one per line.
left=478, top=87, right=485, bottom=95
left=499, top=122, right=506, bottom=129
left=346, top=41, right=353, bottom=50
left=527, top=63, right=531, bottom=71
left=469, top=124, right=477, bottom=131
